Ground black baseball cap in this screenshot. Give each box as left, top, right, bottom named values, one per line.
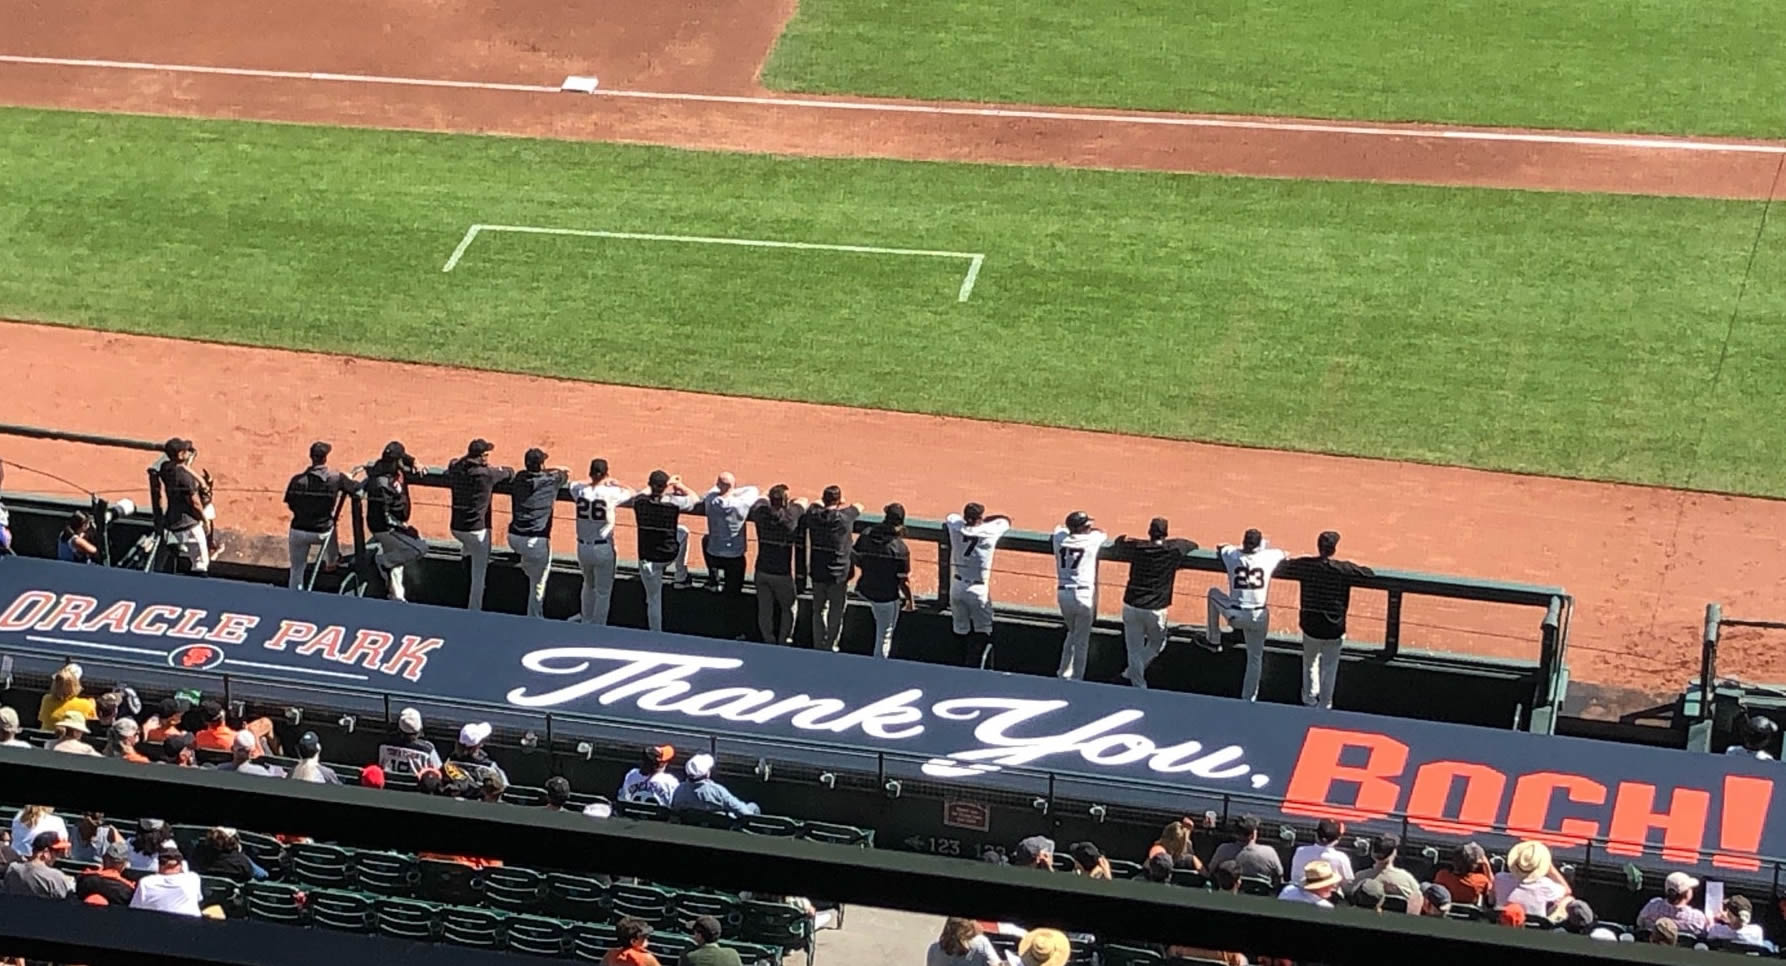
left=163, top=437, right=193, bottom=458
left=200, top=699, right=225, bottom=722
left=1148, top=516, right=1170, bottom=539
left=381, top=441, right=409, bottom=462
left=309, top=441, right=332, bottom=463
left=297, top=731, right=323, bottom=758
left=467, top=438, right=495, bottom=457
left=1243, top=528, right=1264, bottom=551
left=163, top=733, right=195, bottom=757
left=589, top=458, right=609, bottom=478
left=524, top=447, right=547, bottom=470
left=648, top=469, right=671, bottom=490
left=1065, top=511, right=1093, bottom=532
left=882, top=503, right=906, bottom=527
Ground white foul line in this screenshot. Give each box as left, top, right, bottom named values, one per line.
left=1, top=54, right=1783, bottom=156
left=442, top=223, right=987, bottom=302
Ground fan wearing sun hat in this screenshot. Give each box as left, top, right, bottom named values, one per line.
left=1016, top=929, right=1070, bottom=966
left=1491, top=840, right=1572, bottom=920
left=48, top=710, right=100, bottom=756
left=1278, top=859, right=1344, bottom=907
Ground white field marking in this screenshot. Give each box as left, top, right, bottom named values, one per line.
left=222, top=657, right=370, bottom=680
left=24, top=634, right=167, bottom=657
left=442, top=223, right=987, bottom=302
left=2, top=54, right=1784, bottom=156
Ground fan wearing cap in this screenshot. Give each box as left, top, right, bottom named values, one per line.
left=1636, top=869, right=1710, bottom=939
left=569, top=458, right=636, bottom=626
left=1051, top=511, right=1110, bottom=680
left=670, top=753, right=760, bottom=817
left=1491, top=840, right=1571, bottom=921
left=155, top=437, right=215, bottom=575
left=378, top=707, right=444, bottom=776
left=283, top=441, right=359, bottom=592
left=192, top=699, right=279, bottom=757
left=628, top=470, right=700, bottom=632
left=1067, top=841, right=1112, bottom=879
left=1111, top=519, right=1199, bottom=689
left=75, top=839, right=137, bottom=906
left=1012, top=835, right=1055, bottom=870
left=506, top=447, right=571, bottom=618
left=618, top=745, right=681, bottom=806
left=1205, top=528, right=1291, bottom=701
left=364, top=442, right=428, bottom=601
left=284, top=731, right=340, bottom=784
left=447, top=721, right=510, bottom=788
left=1, top=831, right=73, bottom=899
left=1278, top=859, right=1344, bottom=907
left=446, top=438, right=516, bottom=612
left=129, top=841, right=202, bottom=917
left=217, top=729, right=284, bottom=777
left=1727, top=714, right=1779, bottom=760
left=1275, top=531, right=1375, bottom=709
left=103, top=718, right=149, bottom=763
left=48, top=710, right=100, bottom=756
left=803, top=485, right=864, bottom=653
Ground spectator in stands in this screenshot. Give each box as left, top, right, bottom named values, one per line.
left=1420, top=883, right=1451, bottom=918
left=544, top=776, right=572, bottom=811
left=479, top=771, right=508, bottom=803
left=671, top=754, right=759, bottom=817
left=128, top=820, right=174, bottom=872
left=378, top=706, right=443, bottom=777
left=684, top=915, right=744, bottom=966
left=1351, top=833, right=1421, bottom=914
left=69, top=813, right=120, bottom=864
left=1211, top=860, right=1242, bottom=893
left=37, top=663, right=96, bottom=731
left=1012, top=836, right=1055, bottom=871
left=446, top=438, right=515, bottom=612
left=854, top=503, right=914, bottom=658
left=804, top=485, right=862, bottom=652
left=191, top=827, right=265, bottom=882
left=700, top=472, right=759, bottom=599
left=1561, top=900, right=1620, bottom=941
left=284, top=441, right=357, bottom=591
left=58, top=511, right=101, bottom=564
left=192, top=699, right=277, bottom=756
left=1146, top=819, right=1205, bottom=872
left=363, top=442, right=427, bottom=601
left=1726, top=714, right=1777, bottom=760
left=0, top=707, right=27, bottom=748
left=603, top=916, right=662, bottom=966
left=359, top=765, right=385, bottom=788
left=1492, top=840, right=1570, bottom=921
left=144, top=697, right=187, bottom=745
left=74, top=839, right=136, bottom=906
left=1497, top=904, right=1526, bottom=929
left=92, top=691, right=123, bottom=732
left=1635, top=871, right=1710, bottom=939
left=217, top=730, right=281, bottom=776
left=1350, top=878, right=1387, bottom=912
left=1068, top=841, right=1112, bottom=879
left=103, top=718, right=148, bottom=762
left=288, top=731, right=340, bottom=784
left=1434, top=842, right=1494, bottom=907
left=748, top=485, right=806, bottom=644
left=1210, top=815, right=1284, bottom=885
left=507, top=448, right=571, bottom=619
left=619, top=745, right=680, bottom=806
left=927, top=917, right=1000, bottom=966
left=1141, top=853, right=1175, bottom=883
left=1276, top=531, right=1374, bottom=709
left=163, top=733, right=197, bottom=767
left=448, top=722, right=509, bottom=785
left=2, top=832, right=71, bottom=899
left=1649, top=919, right=1680, bottom=947
left=1289, top=818, right=1354, bottom=887
left=157, top=438, right=215, bottom=575
left=8, top=808, right=65, bottom=866
left=1017, top=928, right=1070, bottom=966
left=48, top=710, right=99, bottom=756
left=129, top=841, right=201, bottom=917
left=1113, top=518, right=1198, bottom=689
left=1709, top=894, right=1770, bottom=948
left=1278, top=859, right=1343, bottom=907
left=630, top=470, right=699, bottom=631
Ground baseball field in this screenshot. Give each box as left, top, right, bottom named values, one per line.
left=1, top=0, right=1785, bottom=709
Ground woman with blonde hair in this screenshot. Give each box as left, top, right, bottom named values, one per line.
left=1146, top=819, right=1204, bottom=872
left=926, top=917, right=999, bottom=965
left=37, top=664, right=97, bottom=731
left=10, top=805, right=68, bottom=857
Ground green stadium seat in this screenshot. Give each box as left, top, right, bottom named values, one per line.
left=243, top=882, right=306, bottom=925
left=1167, top=869, right=1209, bottom=888
left=571, top=922, right=620, bottom=963
left=374, top=896, right=441, bottom=942
left=417, top=858, right=484, bottom=906
left=197, top=875, right=241, bottom=913
left=288, top=842, right=354, bottom=889
left=674, top=809, right=740, bottom=832
left=353, top=850, right=418, bottom=897
left=613, top=800, right=672, bottom=822
left=648, top=930, right=697, bottom=965
left=1108, top=859, right=1145, bottom=880
left=798, top=821, right=872, bottom=847
left=237, top=831, right=286, bottom=872
left=547, top=872, right=609, bottom=922
left=500, top=785, right=549, bottom=807
left=308, top=890, right=375, bottom=933
left=442, top=905, right=506, bottom=949
left=53, top=859, right=99, bottom=875
left=737, top=815, right=801, bottom=837
left=737, top=898, right=814, bottom=962
left=674, top=890, right=741, bottom=928
left=718, top=939, right=780, bottom=966
left=483, top=865, right=548, bottom=913
left=504, top=915, right=572, bottom=956
left=169, top=823, right=208, bottom=857
left=610, top=882, right=675, bottom=926
left=1238, top=876, right=1277, bottom=897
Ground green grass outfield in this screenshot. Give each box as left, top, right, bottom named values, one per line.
left=2, top=108, right=1782, bottom=496
left=763, top=0, right=1786, bottom=137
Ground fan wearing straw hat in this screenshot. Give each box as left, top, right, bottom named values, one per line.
left=1015, top=929, right=1071, bottom=966
left=47, top=711, right=99, bottom=756
left=1491, top=840, right=1572, bottom=921
left=1278, top=859, right=1344, bottom=907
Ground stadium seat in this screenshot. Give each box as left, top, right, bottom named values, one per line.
left=1381, top=895, right=1409, bottom=914
left=238, top=830, right=287, bottom=871
left=1049, top=854, right=1079, bottom=873
left=737, top=814, right=801, bottom=837
left=1238, top=876, right=1277, bottom=897
left=500, top=785, right=549, bottom=807
left=612, top=800, right=672, bottom=822
left=571, top=921, right=620, bottom=962
left=418, top=857, right=484, bottom=906
left=483, top=865, right=548, bottom=913
left=354, top=850, right=419, bottom=897
left=374, top=897, right=441, bottom=941
left=289, top=842, right=354, bottom=889
left=170, top=823, right=208, bottom=856
left=648, top=930, right=698, bottom=965
left=799, top=821, right=872, bottom=847
left=1167, top=869, right=1209, bottom=888
left=609, top=882, right=675, bottom=925
left=719, top=939, right=780, bottom=966
left=1107, top=859, right=1145, bottom=880
left=674, top=889, right=742, bottom=927
left=737, top=898, right=815, bottom=963
left=546, top=872, right=610, bottom=922
left=1447, top=904, right=1492, bottom=922
left=505, top=915, right=572, bottom=956
left=675, top=809, right=741, bottom=832
left=308, top=890, right=375, bottom=933
left=442, top=905, right=506, bottom=949
left=243, top=882, right=307, bottom=925
left=1100, top=945, right=1168, bottom=966
left=53, top=859, right=99, bottom=875
left=198, top=875, right=242, bottom=913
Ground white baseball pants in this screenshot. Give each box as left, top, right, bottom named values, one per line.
left=577, top=541, right=618, bottom=625
left=287, top=528, right=338, bottom=591
left=950, top=580, right=993, bottom=635
left=1302, top=635, right=1343, bottom=709
left=868, top=599, right=902, bottom=658
left=509, top=534, right=552, bottom=618
left=374, top=530, right=428, bottom=601
left=169, top=524, right=210, bottom=574
left=1057, top=588, right=1096, bottom=679
left=452, top=528, right=492, bottom=611
left=1121, top=604, right=1168, bottom=688
left=637, top=527, right=690, bottom=632
left=1207, top=588, right=1270, bottom=701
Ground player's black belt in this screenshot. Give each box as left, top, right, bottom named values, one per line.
left=579, top=537, right=609, bottom=545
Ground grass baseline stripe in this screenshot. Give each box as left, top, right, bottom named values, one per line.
left=442, top=223, right=988, bottom=302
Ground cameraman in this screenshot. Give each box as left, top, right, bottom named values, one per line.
left=364, top=442, right=428, bottom=601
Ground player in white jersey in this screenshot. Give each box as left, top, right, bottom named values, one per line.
left=1206, top=528, right=1290, bottom=701
left=568, top=458, right=634, bottom=625
left=945, top=502, right=1012, bottom=668
left=1052, top=511, right=1109, bottom=680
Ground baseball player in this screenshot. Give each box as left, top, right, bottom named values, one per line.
left=156, top=438, right=214, bottom=575
left=1727, top=715, right=1779, bottom=761
left=283, top=441, right=358, bottom=591
left=945, top=503, right=1012, bottom=668
left=506, top=448, right=570, bottom=618
left=445, top=439, right=514, bottom=612
left=1277, top=530, right=1375, bottom=709
left=1113, top=518, right=1199, bottom=689
left=1206, top=528, right=1290, bottom=701
left=1051, top=511, right=1109, bottom=680
left=629, top=470, right=698, bottom=632
left=568, top=458, right=633, bottom=625
left=363, top=442, right=427, bottom=601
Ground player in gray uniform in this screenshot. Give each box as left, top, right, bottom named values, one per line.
left=568, top=459, right=633, bottom=625
left=945, top=503, right=1013, bottom=668
left=1052, top=511, right=1109, bottom=680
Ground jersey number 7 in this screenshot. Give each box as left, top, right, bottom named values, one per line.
left=960, top=535, right=980, bottom=559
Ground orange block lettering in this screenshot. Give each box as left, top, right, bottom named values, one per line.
left=1607, top=781, right=1709, bottom=864
left=1282, top=727, right=1407, bottom=822
left=1407, top=761, right=1505, bottom=837
left=1506, top=772, right=1606, bottom=847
